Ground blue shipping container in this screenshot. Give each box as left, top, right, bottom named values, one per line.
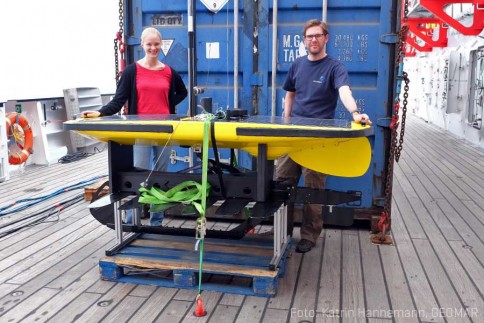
left=123, top=0, right=398, bottom=225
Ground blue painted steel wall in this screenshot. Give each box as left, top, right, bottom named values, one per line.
left=124, top=0, right=397, bottom=214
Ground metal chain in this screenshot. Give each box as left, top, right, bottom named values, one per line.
left=380, top=0, right=410, bottom=233
left=396, top=73, right=409, bottom=162
left=386, top=81, right=409, bottom=197
left=114, top=0, right=124, bottom=84
left=114, top=42, right=119, bottom=84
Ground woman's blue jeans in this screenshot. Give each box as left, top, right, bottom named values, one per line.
left=126, top=145, right=171, bottom=226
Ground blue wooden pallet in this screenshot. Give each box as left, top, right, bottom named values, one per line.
left=99, top=233, right=290, bottom=297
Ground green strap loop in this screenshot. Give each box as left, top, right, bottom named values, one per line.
left=138, top=181, right=210, bottom=215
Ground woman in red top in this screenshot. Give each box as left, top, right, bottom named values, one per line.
left=83, top=27, right=188, bottom=225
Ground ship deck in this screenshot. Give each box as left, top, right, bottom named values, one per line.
left=0, top=115, right=482, bottom=323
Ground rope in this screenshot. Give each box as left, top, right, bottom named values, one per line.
left=0, top=175, right=107, bottom=217
left=58, top=146, right=105, bottom=164
left=0, top=191, right=85, bottom=241
left=0, top=193, right=85, bottom=238
left=58, top=151, right=94, bottom=163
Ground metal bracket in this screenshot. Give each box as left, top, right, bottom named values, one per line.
left=170, top=149, right=190, bottom=164
left=380, top=33, right=399, bottom=44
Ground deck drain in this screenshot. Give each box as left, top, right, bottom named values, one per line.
left=10, top=291, right=24, bottom=297
left=97, top=300, right=113, bottom=307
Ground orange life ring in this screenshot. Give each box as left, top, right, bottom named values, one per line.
left=6, top=112, right=34, bottom=165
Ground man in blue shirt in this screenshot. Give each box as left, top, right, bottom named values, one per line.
left=277, top=19, right=371, bottom=253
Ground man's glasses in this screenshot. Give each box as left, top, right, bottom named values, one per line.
left=304, top=34, right=326, bottom=40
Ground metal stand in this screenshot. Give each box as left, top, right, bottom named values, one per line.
left=270, top=204, right=290, bottom=270
left=97, top=141, right=360, bottom=267
left=105, top=199, right=140, bottom=256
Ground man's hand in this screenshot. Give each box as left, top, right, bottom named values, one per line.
left=352, top=112, right=371, bottom=125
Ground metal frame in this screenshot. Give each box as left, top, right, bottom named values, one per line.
left=101, top=140, right=291, bottom=269
left=270, top=204, right=290, bottom=270
left=92, top=139, right=362, bottom=269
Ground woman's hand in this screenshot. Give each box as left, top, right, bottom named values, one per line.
left=82, top=111, right=101, bottom=118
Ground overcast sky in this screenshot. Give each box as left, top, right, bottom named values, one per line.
left=0, top=1, right=118, bottom=101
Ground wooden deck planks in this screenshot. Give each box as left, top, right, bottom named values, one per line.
left=4, top=152, right=107, bottom=206
left=127, top=287, right=177, bottom=322
left=8, top=224, right=110, bottom=285
left=317, top=229, right=342, bottom=314
left=153, top=299, right=191, bottom=323
left=414, top=238, right=472, bottom=323
left=358, top=230, right=391, bottom=319
left=68, top=282, right=137, bottom=322
left=0, top=115, right=483, bottom=322
left=234, top=296, right=268, bottom=322
left=266, top=231, right=302, bottom=311
left=341, top=231, right=366, bottom=322
left=378, top=239, right=419, bottom=323
left=48, top=291, right=103, bottom=323
left=0, top=216, right=95, bottom=283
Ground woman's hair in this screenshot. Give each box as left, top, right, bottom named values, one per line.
left=303, top=19, right=329, bottom=37
left=141, top=27, right=162, bottom=44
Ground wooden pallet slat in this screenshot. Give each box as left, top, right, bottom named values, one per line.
left=98, top=233, right=289, bottom=297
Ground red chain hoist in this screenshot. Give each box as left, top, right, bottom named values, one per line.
left=373, top=0, right=410, bottom=245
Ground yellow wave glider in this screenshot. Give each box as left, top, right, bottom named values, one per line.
left=64, top=115, right=373, bottom=177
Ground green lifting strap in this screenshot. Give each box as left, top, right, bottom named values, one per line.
left=196, top=117, right=213, bottom=295
left=138, top=180, right=210, bottom=216
left=137, top=115, right=214, bottom=296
